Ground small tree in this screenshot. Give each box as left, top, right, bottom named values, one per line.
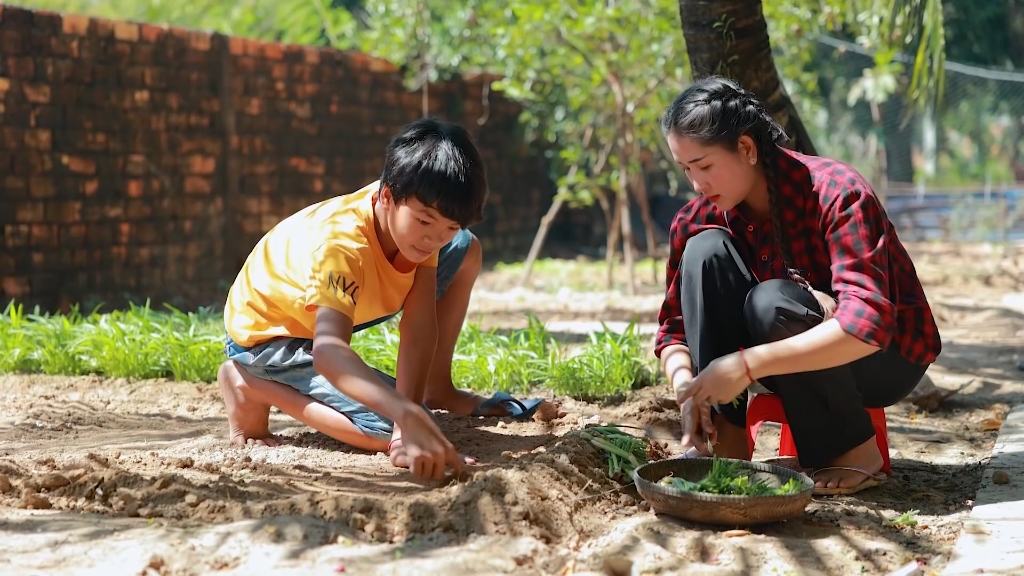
left=350, top=0, right=688, bottom=294
left=487, top=0, right=687, bottom=294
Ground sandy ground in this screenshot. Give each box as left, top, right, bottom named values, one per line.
left=1, top=241, right=1022, bottom=576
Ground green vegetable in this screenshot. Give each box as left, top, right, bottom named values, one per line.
left=657, top=458, right=804, bottom=497
left=579, top=425, right=652, bottom=481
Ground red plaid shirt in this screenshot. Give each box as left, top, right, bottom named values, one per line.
left=655, top=147, right=941, bottom=365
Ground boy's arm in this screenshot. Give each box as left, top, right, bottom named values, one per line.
left=305, top=242, right=460, bottom=479
left=395, top=263, right=439, bottom=405
left=304, top=242, right=419, bottom=425
left=311, top=307, right=419, bottom=426
left=314, top=306, right=462, bottom=479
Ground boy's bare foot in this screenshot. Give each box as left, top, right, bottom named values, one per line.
left=218, top=361, right=286, bottom=447
left=813, top=436, right=884, bottom=490
left=425, top=387, right=509, bottom=417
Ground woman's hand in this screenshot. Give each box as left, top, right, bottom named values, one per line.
left=674, top=369, right=716, bottom=454
left=676, top=352, right=753, bottom=407
left=680, top=398, right=716, bottom=455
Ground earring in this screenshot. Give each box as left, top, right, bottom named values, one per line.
left=749, top=157, right=756, bottom=165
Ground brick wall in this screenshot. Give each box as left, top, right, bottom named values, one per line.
left=0, top=6, right=555, bottom=312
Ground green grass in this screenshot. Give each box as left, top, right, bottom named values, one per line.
left=0, top=301, right=659, bottom=399
left=491, top=257, right=662, bottom=276
left=488, top=257, right=664, bottom=293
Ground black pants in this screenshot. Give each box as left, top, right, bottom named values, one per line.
left=679, top=229, right=928, bottom=469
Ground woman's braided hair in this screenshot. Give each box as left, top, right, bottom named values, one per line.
left=660, top=76, right=836, bottom=317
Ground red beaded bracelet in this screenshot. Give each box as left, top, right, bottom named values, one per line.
left=387, top=438, right=399, bottom=454
left=738, top=348, right=756, bottom=384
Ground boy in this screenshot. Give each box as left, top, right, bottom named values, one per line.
left=218, top=118, right=543, bottom=480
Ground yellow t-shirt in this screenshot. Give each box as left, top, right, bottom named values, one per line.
left=224, top=181, right=438, bottom=347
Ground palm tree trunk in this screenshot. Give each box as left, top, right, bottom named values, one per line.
left=677, top=0, right=818, bottom=155
left=1007, top=0, right=1024, bottom=66
left=883, top=96, right=916, bottom=183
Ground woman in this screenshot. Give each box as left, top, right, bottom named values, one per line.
left=655, top=76, right=941, bottom=495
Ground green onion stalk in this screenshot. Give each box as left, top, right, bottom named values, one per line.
left=578, top=426, right=652, bottom=481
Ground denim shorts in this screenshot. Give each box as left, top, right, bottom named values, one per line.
left=224, top=229, right=474, bottom=440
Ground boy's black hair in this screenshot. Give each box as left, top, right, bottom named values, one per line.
left=380, top=117, right=488, bottom=228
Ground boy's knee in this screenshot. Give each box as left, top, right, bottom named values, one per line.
left=436, top=230, right=481, bottom=299
left=463, top=233, right=482, bottom=274
left=448, top=229, right=481, bottom=275
left=218, top=360, right=237, bottom=382
left=218, top=359, right=254, bottom=390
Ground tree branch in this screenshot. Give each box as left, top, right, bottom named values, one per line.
left=635, top=77, right=666, bottom=108
left=557, top=25, right=606, bottom=79
left=565, top=123, right=597, bottom=184
left=593, top=138, right=615, bottom=176
left=311, top=0, right=341, bottom=47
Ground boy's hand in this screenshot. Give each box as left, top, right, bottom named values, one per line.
left=389, top=406, right=469, bottom=480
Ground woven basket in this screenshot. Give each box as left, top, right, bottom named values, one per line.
left=632, top=458, right=814, bottom=527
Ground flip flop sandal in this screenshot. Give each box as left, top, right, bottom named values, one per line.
left=811, top=466, right=887, bottom=496
left=470, top=392, right=545, bottom=420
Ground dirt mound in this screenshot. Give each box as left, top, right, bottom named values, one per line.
left=5, top=265, right=1023, bottom=576
left=0, top=433, right=620, bottom=546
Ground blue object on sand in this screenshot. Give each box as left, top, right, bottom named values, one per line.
left=471, top=391, right=545, bottom=420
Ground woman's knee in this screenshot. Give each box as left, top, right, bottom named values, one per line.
left=680, top=228, right=734, bottom=272
left=743, top=279, right=821, bottom=344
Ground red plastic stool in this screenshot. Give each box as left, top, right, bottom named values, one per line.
left=746, top=393, right=892, bottom=475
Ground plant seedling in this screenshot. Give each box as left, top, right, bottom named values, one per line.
left=888, top=509, right=919, bottom=528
